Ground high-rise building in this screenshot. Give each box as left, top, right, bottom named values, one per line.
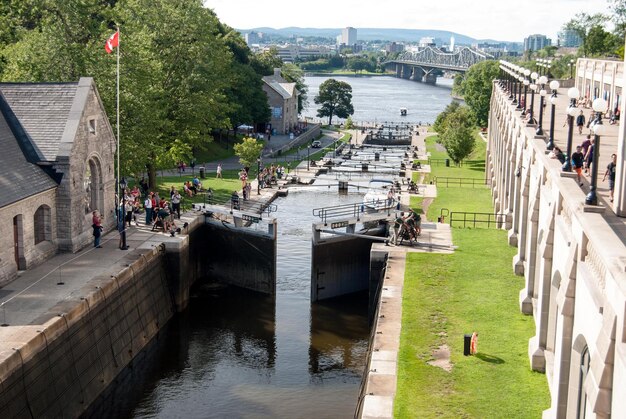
left=244, top=31, right=261, bottom=46
left=557, top=29, right=582, bottom=48
left=523, top=34, right=551, bottom=51
left=340, top=27, right=357, bottom=46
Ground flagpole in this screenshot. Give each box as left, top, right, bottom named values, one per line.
left=116, top=26, right=120, bottom=207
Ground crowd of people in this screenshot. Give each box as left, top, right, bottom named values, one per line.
left=389, top=209, right=422, bottom=246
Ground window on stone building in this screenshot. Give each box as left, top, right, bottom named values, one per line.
left=576, top=346, right=590, bottom=419
left=34, top=205, right=51, bottom=244
left=84, top=158, right=103, bottom=214
left=89, top=119, right=97, bottom=135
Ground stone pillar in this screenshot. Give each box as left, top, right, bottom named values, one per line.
left=423, top=73, right=437, bottom=84
left=410, top=66, right=424, bottom=82
left=613, top=48, right=626, bottom=216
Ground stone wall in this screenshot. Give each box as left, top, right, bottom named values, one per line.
left=487, top=80, right=626, bottom=418
left=0, top=246, right=173, bottom=418
left=0, top=189, right=57, bottom=287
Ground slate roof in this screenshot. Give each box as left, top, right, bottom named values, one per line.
left=0, top=83, right=79, bottom=162
left=0, top=101, right=58, bottom=209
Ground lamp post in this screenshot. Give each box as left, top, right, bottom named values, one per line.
left=585, top=98, right=607, bottom=205
left=546, top=60, right=552, bottom=78
left=528, top=72, right=538, bottom=124
left=562, top=87, right=580, bottom=172
left=546, top=80, right=560, bottom=150
left=516, top=69, right=524, bottom=110
left=521, top=69, right=530, bottom=115
left=536, top=59, right=542, bottom=75
left=257, top=157, right=261, bottom=195
left=118, top=177, right=128, bottom=250
left=511, top=66, right=519, bottom=105
left=569, top=59, right=575, bottom=79
left=536, top=75, right=548, bottom=136
left=307, top=146, right=310, bottom=171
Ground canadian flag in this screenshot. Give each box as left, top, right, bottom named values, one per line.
left=104, top=31, right=119, bottom=54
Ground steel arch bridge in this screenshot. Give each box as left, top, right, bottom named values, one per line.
left=384, top=46, right=493, bottom=82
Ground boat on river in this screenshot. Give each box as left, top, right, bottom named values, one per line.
left=400, top=107, right=407, bottom=116
left=363, top=179, right=397, bottom=210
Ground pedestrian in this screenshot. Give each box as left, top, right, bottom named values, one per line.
left=576, top=110, right=585, bottom=135
left=92, top=210, right=103, bottom=248
left=216, top=163, right=222, bottom=179
left=144, top=193, right=153, bottom=225
left=171, top=189, right=182, bottom=218
left=571, top=146, right=585, bottom=186
left=603, top=153, right=617, bottom=203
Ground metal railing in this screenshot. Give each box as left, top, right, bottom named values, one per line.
left=312, top=200, right=395, bottom=225
left=433, top=177, right=492, bottom=188
left=204, top=189, right=278, bottom=216
left=449, top=211, right=507, bottom=229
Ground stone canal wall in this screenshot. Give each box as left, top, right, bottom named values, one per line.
left=0, top=246, right=173, bottom=418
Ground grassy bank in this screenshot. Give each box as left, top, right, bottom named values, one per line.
left=395, top=130, right=549, bottom=417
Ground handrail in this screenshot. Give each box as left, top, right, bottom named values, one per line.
left=312, top=200, right=395, bottom=225
left=433, top=177, right=492, bottom=188
left=449, top=211, right=507, bottom=229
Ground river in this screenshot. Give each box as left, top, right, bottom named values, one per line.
left=302, top=74, right=456, bottom=125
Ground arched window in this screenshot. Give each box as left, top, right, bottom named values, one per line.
left=576, top=346, right=590, bottom=419
left=33, top=205, right=51, bottom=244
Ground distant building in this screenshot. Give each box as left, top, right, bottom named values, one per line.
left=419, top=37, right=436, bottom=48
left=385, top=42, right=405, bottom=54
left=557, top=29, right=582, bottom=48
left=264, top=45, right=333, bottom=63
left=524, top=34, right=552, bottom=51
left=341, top=27, right=357, bottom=46
left=262, top=68, right=299, bottom=135
left=244, top=31, right=262, bottom=46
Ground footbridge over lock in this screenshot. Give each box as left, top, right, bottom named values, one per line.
left=384, top=46, right=493, bottom=83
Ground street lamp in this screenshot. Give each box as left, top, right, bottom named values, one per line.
left=516, top=69, right=524, bottom=110
left=562, top=87, right=580, bottom=172
left=569, top=59, right=575, bottom=79
left=585, top=98, right=607, bottom=205
left=546, top=80, right=560, bottom=150
left=536, top=75, right=548, bottom=136
left=521, top=69, right=531, bottom=115
left=257, top=157, right=261, bottom=195
left=118, top=177, right=128, bottom=250
left=528, top=72, right=538, bottom=124
left=511, top=65, right=519, bottom=105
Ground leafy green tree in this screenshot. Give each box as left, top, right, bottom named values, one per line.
left=433, top=101, right=461, bottom=134
left=281, top=63, right=308, bottom=114
left=233, top=136, right=263, bottom=168
left=585, top=25, right=621, bottom=56
left=563, top=13, right=606, bottom=56
left=345, top=116, right=354, bottom=129
left=438, top=106, right=476, bottom=164
left=455, top=60, right=500, bottom=126
left=314, top=78, right=354, bottom=125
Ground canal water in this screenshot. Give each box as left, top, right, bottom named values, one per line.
left=96, top=77, right=453, bottom=419
left=302, top=75, right=456, bottom=125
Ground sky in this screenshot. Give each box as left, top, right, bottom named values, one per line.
left=204, top=0, right=610, bottom=42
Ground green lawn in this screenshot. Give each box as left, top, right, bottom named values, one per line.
left=396, top=129, right=549, bottom=417
left=156, top=170, right=241, bottom=209
left=395, top=229, right=550, bottom=418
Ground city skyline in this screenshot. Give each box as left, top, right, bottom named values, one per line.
left=204, top=0, right=608, bottom=42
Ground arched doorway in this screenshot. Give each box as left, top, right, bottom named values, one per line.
left=84, top=157, right=104, bottom=214
left=576, top=346, right=590, bottom=418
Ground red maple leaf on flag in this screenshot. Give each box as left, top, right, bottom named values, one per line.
left=105, top=31, right=119, bottom=54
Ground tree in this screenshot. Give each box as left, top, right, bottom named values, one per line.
left=433, top=101, right=461, bottom=134
left=438, top=106, right=476, bottom=164
left=345, top=116, right=354, bottom=129
left=314, top=78, right=354, bottom=125
left=456, top=60, right=500, bottom=127
left=563, top=13, right=606, bottom=56
left=281, top=63, right=308, bottom=114
left=233, top=137, right=263, bottom=168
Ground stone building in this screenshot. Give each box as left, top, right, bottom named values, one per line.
left=490, top=61, right=626, bottom=417
left=0, top=78, right=116, bottom=286
left=262, top=68, right=299, bottom=135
